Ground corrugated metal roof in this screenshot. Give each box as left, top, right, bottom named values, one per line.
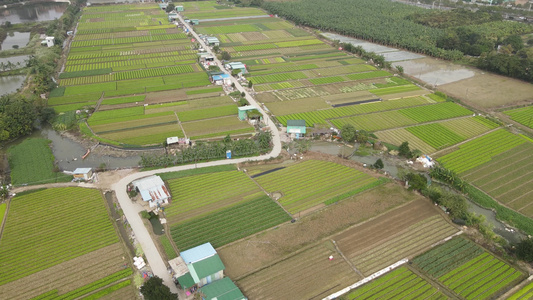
left=200, top=277, right=245, bottom=300
left=238, top=106, right=256, bottom=111
left=191, top=254, right=225, bottom=280
left=287, top=120, right=306, bottom=127
left=132, top=175, right=170, bottom=202
left=177, top=273, right=196, bottom=289
left=212, top=75, right=222, bottom=81
left=181, top=242, right=217, bottom=264
left=73, top=168, right=92, bottom=174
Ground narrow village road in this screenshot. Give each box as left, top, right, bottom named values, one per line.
left=110, top=15, right=283, bottom=296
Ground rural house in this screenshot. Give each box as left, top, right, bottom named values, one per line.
left=199, top=277, right=246, bottom=300
left=225, top=62, right=247, bottom=74
left=131, top=175, right=171, bottom=208
left=170, top=242, right=225, bottom=291
left=286, top=120, right=306, bottom=139
left=72, top=168, right=93, bottom=180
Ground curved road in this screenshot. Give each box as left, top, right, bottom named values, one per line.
left=112, top=15, right=282, bottom=295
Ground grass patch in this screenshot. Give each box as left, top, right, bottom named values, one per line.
left=7, top=138, right=72, bottom=186
left=159, top=236, right=177, bottom=260
left=101, top=95, right=145, bottom=105
left=59, top=68, right=112, bottom=79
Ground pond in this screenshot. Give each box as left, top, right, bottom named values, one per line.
left=2, top=127, right=143, bottom=171
left=0, top=2, right=68, bottom=24
left=468, top=201, right=526, bottom=245
left=1, top=32, right=30, bottom=50
left=0, top=55, right=29, bottom=68
left=0, top=75, right=26, bottom=95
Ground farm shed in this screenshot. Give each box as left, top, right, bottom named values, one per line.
left=131, top=175, right=171, bottom=208
left=206, top=37, right=220, bottom=47
left=238, top=106, right=259, bottom=121
left=168, top=13, right=178, bottom=21
left=199, top=277, right=246, bottom=300
left=225, top=62, right=247, bottom=74
left=72, top=168, right=93, bottom=180
left=191, top=19, right=200, bottom=25
left=287, top=120, right=306, bottom=139
left=176, top=5, right=184, bottom=11
left=44, top=36, right=55, bottom=47
left=212, top=74, right=231, bottom=85
left=159, top=3, right=168, bottom=10
left=174, top=242, right=226, bottom=289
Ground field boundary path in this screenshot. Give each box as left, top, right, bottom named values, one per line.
left=331, top=240, right=363, bottom=277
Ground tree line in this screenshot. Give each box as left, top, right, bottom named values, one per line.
left=262, top=0, right=533, bottom=82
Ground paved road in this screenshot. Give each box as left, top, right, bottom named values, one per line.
left=110, top=15, right=283, bottom=296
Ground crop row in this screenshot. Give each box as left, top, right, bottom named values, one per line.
left=113, top=65, right=194, bottom=81
left=309, top=75, right=346, bottom=85
left=275, top=39, right=323, bottom=48
left=68, top=47, right=190, bottom=60
left=255, top=160, right=377, bottom=213
left=406, top=123, right=465, bottom=149
left=55, top=269, right=132, bottom=300
left=504, top=105, right=533, bottom=129
left=67, top=50, right=185, bottom=65
left=77, top=19, right=166, bottom=30
left=0, top=188, right=118, bottom=285
left=248, top=71, right=307, bottom=84
left=165, top=170, right=260, bottom=219
left=412, top=237, right=484, bottom=278
left=233, top=43, right=278, bottom=52
left=199, top=24, right=260, bottom=35
left=508, top=281, right=533, bottom=300
left=176, top=105, right=237, bottom=122
left=277, top=96, right=430, bottom=127
left=437, top=129, right=526, bottom=174
left=75, top=28, right=168, bottom=42
left=89, top=106, right=145, bottom=124
left=65, top=54, right=196, bottom=72
left=170, top=195, right=291, bottom=249
left=249, top=63, right=318, bottom=76
left=71, top=33, right=187, bottom=48
left=345, top=267, right=445, bottom=299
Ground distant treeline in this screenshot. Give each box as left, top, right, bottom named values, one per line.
left=262, top=0, right=533, bottom=82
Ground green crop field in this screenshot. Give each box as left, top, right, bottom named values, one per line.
left=0, top=188, right=118, bottom=284
left=399, top=102, right=472, bottom=122
left=508, top=281, right=533, bottom=300
left=436, top=129, right=527, bottom=174
left=254, top=160, right=382, bottom=213
left=418, top=237, right=524, bottom=299
left=460, top=143, right=533, bottom=217
left=170, top=195, right=291, bottom=250
left=406, top=123, right=465, bottom=149
left=504, top=105, right=533, bottom=129
left=276, top=96, right=432, bottom=127
left=176, top=105, right=237, bottom=122
left=165, top=170, right=263, bottom=225
left=7, top=138, right=72, bottom=186
left=343, top=267, right=446, bottom=300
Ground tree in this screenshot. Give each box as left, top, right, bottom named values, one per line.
left=221, top=51, right=231, bottom=61
left=404, top=172, right=427, bottom=191
left=232, top=69, right=242, bottom=76
left=213, top=45, right=220, bottom=53
left=355, top=130, right=369, bottom=144
left=140, top=276, right=178, bottom=300
left=340, top=124, right=356, bottom=143
left=396, top=65, right=404, bottom=74
left=248, top=80, right=253, bottom=88
left=373, top=158, right=384, bottom=169
left=165, top=3, right=175, bottom=13
left=399, top=141, right=412, bottom=158
left=515, top=238, right=533, bottom=262
left=238, top=98, right=248, bottom=106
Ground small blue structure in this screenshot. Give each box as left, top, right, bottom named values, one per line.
left=286, top=120, right=306, bottom=139
left=212, top=74, right=231, bottom=85
left=226, top=150, right=232, bottom=159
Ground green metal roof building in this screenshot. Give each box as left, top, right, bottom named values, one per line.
left=172, top=243, right=226, bottom=289
left=199, top=277, right=246, bottom=300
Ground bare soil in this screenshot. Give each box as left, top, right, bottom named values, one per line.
left=438, top=73, right=533, bottom=110
left=218, top=183, right=419, bottom=280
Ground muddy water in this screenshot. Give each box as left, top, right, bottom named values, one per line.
left=0, top=2, right=68, bottom=24
left=0, top=75, right=26, bottom=95
left=468, top=201, right=525, bottom=244
left=2, top=127, right=142, bottom=171
left=1, top=32, right=30, bottom=50
left=41, top=128, right=142, bottom=171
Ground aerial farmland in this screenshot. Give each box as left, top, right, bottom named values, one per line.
left=2, top=0, right=533, bottom=299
